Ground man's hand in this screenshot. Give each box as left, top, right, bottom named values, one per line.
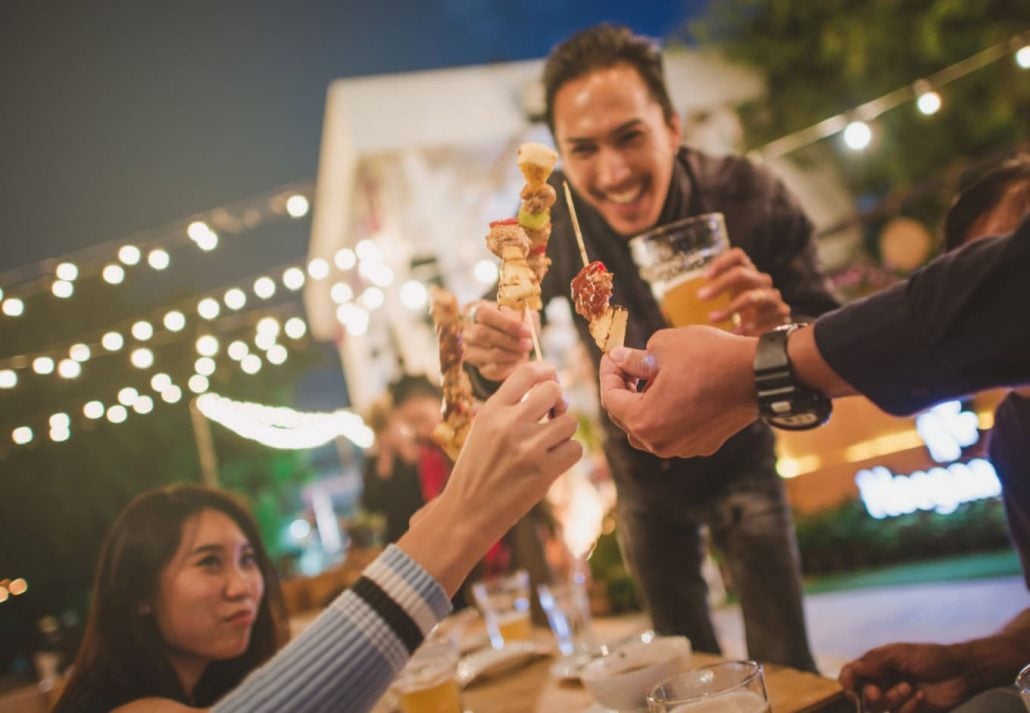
left=599, top=326, right=760, bottom=458
left=463, top=300, right=534, bottom=381
left=840, top=643, right=969, bottom=713
left=700, top=247, right=791, bottom=335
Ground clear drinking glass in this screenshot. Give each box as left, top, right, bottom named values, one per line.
left=646, top=660, right=769, bottom=712
left=1017, top=662, right=1030, bottom=712
left=629, top=213, right=738, bottom=330
left=391, top=640, right=462, bottom=713
left=537, top=578, right=595, bottom=657
left=471, top=569, right=532, bottom=649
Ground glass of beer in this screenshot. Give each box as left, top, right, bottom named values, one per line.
left=471, top=569, right=532, bottom=649
left=646, top=661, right=769, bottom=712
left=629, top=213, right=738, bottom=330
left=391, top=640, right=462, bottom=713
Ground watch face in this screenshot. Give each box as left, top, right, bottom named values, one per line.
left=769, top=412, right=824, bottom=429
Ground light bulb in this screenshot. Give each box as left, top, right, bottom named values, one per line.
left=282, top=267, right=305, bottom=290
left=118, top=245, right=141, bottom=265
left=843, top=120, right=872, bottom=150
left=102, top=264, right=125, bottom=284
left=102, top=331, right=124, bottom=351
left=163, top=310, right=186, bottom=332
left=147, top=249, right=171, bottom=270
left=286, top=194, right=310, bottom=218
left=56, top=262, right=79, bottom=281
left=52, top=280, right=74, bottom=298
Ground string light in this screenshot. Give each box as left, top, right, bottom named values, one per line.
left=118, top=245, right=141, bottom=266
left=1016, top=44, right=1030, bottom=69
left=161, top=385, right=183, bottom=403
left=163, top=310, right=186, bottom=332
left=284, top=317, right=306, bottom=340
left=307, top=258, right=329, bottom=280
left=267, top=344, right=288, bottom=365
left=83, top=401, right=105, bottom=419
left=150, top=373, right=172, bottom=392
left=224, top=288, right=247, bottom=311
left=400, top=280, right=428, bottom=310
left=916, top=90, right=942, bottom=115
left=196, top=335, right=219, bottom=356
left=50, top=427, right=70, bottom=443
left=32, top=357, right=55, bottom=375
left=102, top=264, right=125, bottom=284
left=286, top=195, right=310, bottom=218
left=102, top=331, right=124, bottom=351
left=227, top=340, right=249, bottom=361
left=197, top=298, right=221, bottom=320
left=240, top=354, right=262, bottom=374
left=49, top=413, right=70, bottom=429
left=355, top=240, right=381, bottom=263
left=361, top=286, right=385, bottom=309
left=12, top=427, right=33, bottom=445
left=132, top=395, right=154, bottom=415
left=2, top=298, right=25, bottom=317
left=57, top=359, right=81, bottom=379
left=366, top=264, right=394, bottom=288
left=130, top=348, right=154, bottom=369
left=56, top=262, right=78, bottom=281
left=69, top=344, right=91, bottom=362
left=256, top=317, right=280, bottom=337
left=188, top=375, right=210, bottom=394
left=106, top=405, right=128, bottom=424
left=336, top=304, right=370, bottom=336
left=843, top=120, right=873, bottom=150
left=253, top=276, right=276, bottom=299
left=334, top=248, right=356, bottom=271
left=147, top=249, right=171, bottom=270
left=195, top=392, right=374, bottom=449
left=52, top=280, right=74, bottom=298
left=282, top=267, right=305, bottom=291
left=474, top=259, right=498, bottom=285
left=187, top=221, right=210, bottom=241
left=194, top=357, right=216, bottom=376
left=0, top=370, right=16, bottom=389
left=117, top=387, right=139, bottom=406
left=131, top=320, right=154, bottom=341
left=330, top=282, right=353, bottom=304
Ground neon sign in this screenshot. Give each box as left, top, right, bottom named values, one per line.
left=856, top=401, right=1001, bottom=519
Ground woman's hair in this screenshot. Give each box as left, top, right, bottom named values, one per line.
left=942, top=153, right=1030, bottom=251
left=55, top=483, right=287, bottom=711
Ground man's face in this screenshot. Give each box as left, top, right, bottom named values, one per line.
left=553, top=63, right=682, bottom=238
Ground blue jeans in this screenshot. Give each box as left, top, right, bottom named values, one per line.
left=612, top=453, right=817, bottom=672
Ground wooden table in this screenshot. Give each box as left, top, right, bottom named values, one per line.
left=458, top=652, right=850, bottom=712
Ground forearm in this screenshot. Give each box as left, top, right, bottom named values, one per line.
left=950, top=608, right=1030, bottom=695
left=787, top=324, right=858, bottom=399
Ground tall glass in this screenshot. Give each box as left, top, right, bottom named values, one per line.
left=629, top=213, right=738, bottom=331
left=471, top=569, right=532, bottom=649
left=647, top=661, right=768, bottom=712
left=391, top=641, right=462, bottom=713
left=537, top=579, right=595, bottom=657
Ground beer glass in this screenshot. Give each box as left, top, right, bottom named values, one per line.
left=629, top=213, right=738, bottom=330
left=647, top=660, right=769, bottom=712
left=391, top=641, right=462, bottom=713
left=1018, top=662, right=1030, bottom=711
left=471, top=569, right=532, bottom=649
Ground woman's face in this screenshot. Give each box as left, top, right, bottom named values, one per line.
left=152, top=509, right=265, bottom=675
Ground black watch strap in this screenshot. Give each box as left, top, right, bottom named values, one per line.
left=754, top=324, right=832, bottom=430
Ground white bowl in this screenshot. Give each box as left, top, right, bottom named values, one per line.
left=580, top=636, right=692, bottom=712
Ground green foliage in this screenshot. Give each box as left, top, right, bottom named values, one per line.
left=588, top=525, right=643, bottom=613
left=794, top=498, right=1012, bottom=574
left=687, top=1, right=1030, bottom=227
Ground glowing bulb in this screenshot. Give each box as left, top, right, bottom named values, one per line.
left=102, top=331, right=124, bottom=351
left=130, top=348, right=154, bottom=369
left=188, top=375, right=210, bottom=394
left=9, top=579, right=27, bottom=596
left=1016, top=45, right=1030, bottom=69
left=160, top=311, right=183, bottom=332
left=361, top=286, right=385, bottom=309
left=334, top=248, right=356, bottom=270
left=84, top=401, right=105, bottom=419
left=56, top=262, right=78, bottom=281
left=52, top=280, right=74, bottom=298
left=282, top=267, right=305, bottom=290
left=368, top=264, right=394, bottom=288
left=118, top=387, right=139, bottom=406
left=196, top=335, right=219, bottom=356
left=102, top=264, right=125, bottom=284
left=57, top=359, right=81, bottom=379
left=147, top=249, right=170, bottom=270
left=330, top=282, right=353, bottom=304
left=843, top=120, right=872, bottom=150
left=162, top=385, right=183, bottom=403
left=916, top=90, right=941, bottom=115
left=196, top=231, right=218, bottom=251
left=224, top=288, right=247, bottom=311
left=228, top=340, right=249, bottom=361
left=0, top=370, right=16, bottom=389
left=2, top=298, right=25, bottom=317
left=50, top=428, right=70, bottom=443
left=355, top=239, right=381, bottom=263
left=69, top=343, right=91, bottom=362
left=256, top=317, right=280, bottom=337
left=106, top=405, right=128, bottom=423
left=337, top=304, right=370, bottom=336
left=307, top=258, right=329, bottom=280
left=131, top=320, right=154, bottom=341
left=254, top=332, right=277, bottom=351
left=253, top=276, right=276, bottom=299
left=241, top=354, right=262, bottom=374
left=284, top=317, right=306, bottom=339
left=150, top=373, right=172, bottom=392
left=286, top=194, right=310, bottom=218
left=400, top=280, right=428, bottom=310
left=132, top=395, right=154, bottom=415
left=187, top=221, right=211, bottom=241
left=267, top=344, right=288, bottom=365
left=118, top=244, right=141, bottom=265
left=49, top=413, right=70, bottom=429
left=12, top=427, right=33, bottom=445
left=194, top=357, right=216, bottom=376
left=198, top=297, right=221, bottom=320
left=32, top=357, right=55, bottom=375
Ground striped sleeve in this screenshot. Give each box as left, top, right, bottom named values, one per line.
left=213, top=545, right=452, bottom=713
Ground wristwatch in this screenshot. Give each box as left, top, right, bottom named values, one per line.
left=754, top=324, right=832, bottom=430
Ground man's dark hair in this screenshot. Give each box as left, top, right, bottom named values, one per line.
left=943, top=153, right=1030, bottom=251
left=542, top=23, right=675, bottom=135
left=388, top=374, right=441, bottom=405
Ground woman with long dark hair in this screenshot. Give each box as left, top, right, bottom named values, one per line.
left=54, top=361, right=581, bottom=712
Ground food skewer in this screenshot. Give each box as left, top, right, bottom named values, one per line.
left=429, top=286, right=476, bottom=462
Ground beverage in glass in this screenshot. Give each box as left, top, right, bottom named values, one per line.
left=629, top=213, right=737, bottom=331
left=647, top=660, right=768, bottom=713
left=471, top=569, right=532, bottom=649
left=392, top=641, right=462, bottom=713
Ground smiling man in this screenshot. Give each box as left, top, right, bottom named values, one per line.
left=464, top=24, right=838, bottom=670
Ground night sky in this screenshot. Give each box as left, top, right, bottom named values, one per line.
left=2, top=0, right=703, bottom=281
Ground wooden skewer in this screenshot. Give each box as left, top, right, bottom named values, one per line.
left=523, top=305, right=544, bottom=361
left=563, top=181, right=590, bottom=268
